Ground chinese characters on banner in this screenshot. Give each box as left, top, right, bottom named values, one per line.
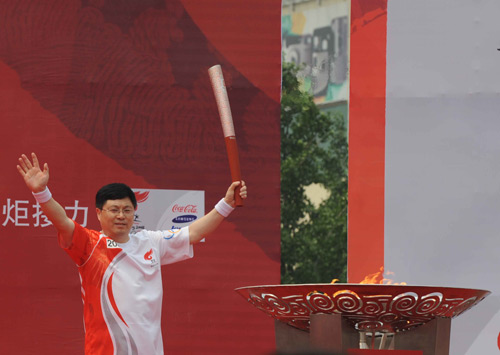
left=2, top=199, right=88, bottom=228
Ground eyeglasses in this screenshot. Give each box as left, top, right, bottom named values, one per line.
left=101, top=208, right=135, bottom=217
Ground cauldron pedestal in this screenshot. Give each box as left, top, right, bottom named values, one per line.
left=275, top=313, right=450, bottom=354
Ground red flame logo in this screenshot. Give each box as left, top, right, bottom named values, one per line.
left=134, top=191, right=150, bottom=203
left=144, top=249, right=153, bottom=260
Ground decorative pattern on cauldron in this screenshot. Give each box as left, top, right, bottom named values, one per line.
left=235, top=284, right=490, bottom=333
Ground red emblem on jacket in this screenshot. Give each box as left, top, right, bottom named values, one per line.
left=144, top=249, right=153, bottom=260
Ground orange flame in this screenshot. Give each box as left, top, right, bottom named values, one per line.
left=330, top=268, right=406, bottom=285
left=359, top=267, right=407, bottom=285
left=360, top=267, right=384, bottom=284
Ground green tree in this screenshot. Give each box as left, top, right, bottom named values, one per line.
left=281, top=62, right=348, bottom=284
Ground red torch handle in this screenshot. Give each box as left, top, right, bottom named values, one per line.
left=225, top=136, right=243, bottom=207
left=208, top=64, right=243, bottom=207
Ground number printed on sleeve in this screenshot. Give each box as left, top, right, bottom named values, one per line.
left=107, top=239, right=120, bottom=248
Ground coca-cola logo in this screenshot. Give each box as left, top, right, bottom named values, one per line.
left=172, top=204, right=198, bottom=213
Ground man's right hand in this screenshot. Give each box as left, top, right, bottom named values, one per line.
left=17, top=153, right=49, bottom=193
left=17, top=152, right=75, bottom=248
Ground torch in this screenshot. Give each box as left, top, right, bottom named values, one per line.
left=208, top=65, right=243, bottom=207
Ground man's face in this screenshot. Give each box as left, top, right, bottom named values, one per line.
left=96, top=197, right=135, bottom=241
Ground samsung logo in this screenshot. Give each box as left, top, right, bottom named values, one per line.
left=172, top=214, right=197, bottom=224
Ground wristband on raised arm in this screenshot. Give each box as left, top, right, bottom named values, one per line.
left=214, top=198, right=234, bottom=218
left=32, top=187, right=52, bottom=204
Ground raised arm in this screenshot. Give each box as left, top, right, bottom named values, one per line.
left=188, top=181, right=247, bottom=244
left=17, top=153, right=75, bottom=248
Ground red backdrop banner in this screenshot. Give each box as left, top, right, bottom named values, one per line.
left=0, top=1, right=281, bottom=354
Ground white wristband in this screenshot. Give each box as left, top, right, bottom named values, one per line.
left=32, top=187, right=52, bottom=204
left=214, top=198, right=234, bottom=218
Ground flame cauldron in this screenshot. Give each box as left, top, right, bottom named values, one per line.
left=235, top=284, right=490, bottom=333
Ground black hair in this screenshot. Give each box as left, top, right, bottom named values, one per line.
left=95, top=183, right=137, bottom=209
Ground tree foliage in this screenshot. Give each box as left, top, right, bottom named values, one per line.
left=281, top=62, right=348, bottom=284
